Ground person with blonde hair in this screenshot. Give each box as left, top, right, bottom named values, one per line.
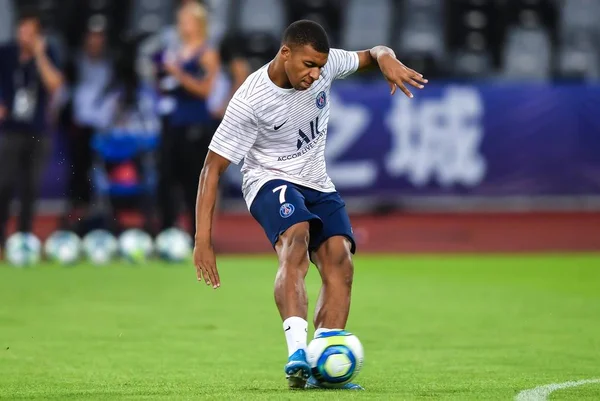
left=155, top=0, right=220, bottom=236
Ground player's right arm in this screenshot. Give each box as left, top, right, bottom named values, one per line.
left=193, top=95, right=258, bottom=288
left=193, top=150, right=229, bottom=288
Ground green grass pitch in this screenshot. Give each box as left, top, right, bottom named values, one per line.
left=1, top=254, right=599, bottom=400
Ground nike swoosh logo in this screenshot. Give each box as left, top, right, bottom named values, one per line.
left=285, top=326, right=291, bottom=331
left=274, top=120, right=288, bottom=130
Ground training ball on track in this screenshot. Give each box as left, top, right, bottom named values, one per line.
left=44, top=231, right=82, bottom=265
left=82, top=229, right=118, bottom=265
left=155, top=227, right=192, bottom=262
left=5, top=232, right=41, bottom=267
left=118, top=229, right=153, bottom=263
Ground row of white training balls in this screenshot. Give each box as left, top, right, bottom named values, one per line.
left=3, top=228, right=193, bottom=266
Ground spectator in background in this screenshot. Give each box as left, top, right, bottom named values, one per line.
left=102, top=38, right=160, bottom=139
left=85, top=38, right=159, bottom=235
left=138, top=0, right=203, bottom=62
left=0, top=10, right=63, bottom=249
left=205, top=33, right=250, bottom=205
left=207, top=32, right=250, bottom=120
left=155, top=1, right=220, bottom=236
left=59, top=16, right=114, bottom=229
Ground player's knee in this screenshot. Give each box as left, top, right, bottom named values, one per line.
left=280, top=222, right=310, bottom=252
left=323, top=249, right=354, bottom=288
left=331, top=244, right=353, bottom=267
left=338, top=253, right=354, bottom=288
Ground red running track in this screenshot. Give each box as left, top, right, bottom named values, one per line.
left=6, top=212, right=600, bottom=254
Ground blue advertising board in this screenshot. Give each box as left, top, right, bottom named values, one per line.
left=223, top=82, right=600, bottom=199
left=39, top=82, right=600, bottom=202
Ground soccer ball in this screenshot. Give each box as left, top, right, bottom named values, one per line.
left=82, top=229, right=118, bottom=265
left=5, top=232, right=42, bottom=267
left=155, top=228, right=192, bottom=262
left=118, top=229, right=153, bottom=263
left=44, top=231, right=82, bottom=265
left=307, top=330, right=364, bottom=387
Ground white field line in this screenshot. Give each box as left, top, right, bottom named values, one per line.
left=515, top=379, right=600, bottom=401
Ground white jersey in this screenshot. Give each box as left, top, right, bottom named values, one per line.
left=209, top=48, right=360, bottom=208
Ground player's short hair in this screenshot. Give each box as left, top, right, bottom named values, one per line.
left=282, top=20, right=330, bottom=54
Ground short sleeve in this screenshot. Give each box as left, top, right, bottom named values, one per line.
left=209, top=96, right=258, bottom=165
left=327, top=48, right=360, bottom=80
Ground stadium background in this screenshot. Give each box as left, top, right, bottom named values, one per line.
left=2, top=0, right=600, bottom=253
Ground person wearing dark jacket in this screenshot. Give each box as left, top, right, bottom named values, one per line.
left=0, top=10, right=63, bottom=248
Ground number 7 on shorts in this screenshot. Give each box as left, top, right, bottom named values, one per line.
left=272, top=185, right=287, bottom=204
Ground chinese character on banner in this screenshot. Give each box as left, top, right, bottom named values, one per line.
left=385, top=86, right=486, bottom=188
left=326, top=93, right=376, bottom=188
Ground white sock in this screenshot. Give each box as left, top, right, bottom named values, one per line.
left=283, top=316, right=308, bottom=357
left=314, top=327, right=343, bottom=339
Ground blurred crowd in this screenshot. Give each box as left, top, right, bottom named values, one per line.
left=0, top=0, right=598, bottom=244
left=0, top=0, right=251, bottom=243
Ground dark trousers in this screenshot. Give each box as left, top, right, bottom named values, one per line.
left=157, top=122, right=215, bottom=236
left=66, top=125, right=94, bottom=206
left=0, top=132, right=50, bottom=242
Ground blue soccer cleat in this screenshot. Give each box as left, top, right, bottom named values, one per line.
left=305, top=375, right=364, bottom=390
left=284, top=349, right=311, bottom=389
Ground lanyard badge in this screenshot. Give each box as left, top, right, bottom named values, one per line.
left=12, top=67, right=38, bottom=122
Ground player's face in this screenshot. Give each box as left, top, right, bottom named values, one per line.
left=283, top=45, right=328, bottom=91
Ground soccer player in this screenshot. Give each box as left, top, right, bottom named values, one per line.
left=193, top=20, right=427, bottom=390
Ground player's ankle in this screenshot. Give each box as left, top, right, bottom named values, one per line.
left=314, top=327, right=344, bottom=338
left=283, top=316, right=308, bottom=356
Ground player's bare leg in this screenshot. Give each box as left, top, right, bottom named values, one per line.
left=274, top=222, right=311, bottom=320
left=311, top=236, right=354, bottom=331
left=307, top=235, right=363, bottom=390
left=274, top=221, right=312, bottom=389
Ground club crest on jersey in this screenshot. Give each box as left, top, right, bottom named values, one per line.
left=315, top=91, right=327, bottom=109
left=279, top=203, right=295, bottom=218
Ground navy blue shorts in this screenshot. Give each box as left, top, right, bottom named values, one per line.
left=250, top=180, right=356, bottom=254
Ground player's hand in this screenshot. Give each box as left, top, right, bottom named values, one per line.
left=0, top=105, right=6, bottom=122
left=193, top=240, right=220, bottom=289
left=378, top=53, right=428, bottom=98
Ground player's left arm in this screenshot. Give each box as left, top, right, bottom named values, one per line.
left=356, top=46, right=428, bottom=98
